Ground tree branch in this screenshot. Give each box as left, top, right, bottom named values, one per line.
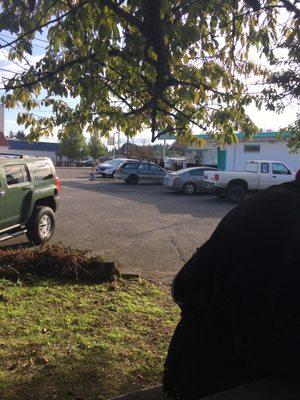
left=101, top=0, right=144, bottom=33
left=280, top=0, right=300, bottom=18
left=152, top=127, right=187, bottom=141
left=5, top=54, right=92, bottom=90
left=0, top=1, right=88, bottom=50
left=169, top=78, right=226, bottom=96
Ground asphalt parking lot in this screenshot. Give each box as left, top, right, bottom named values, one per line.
left=3, top=168, right=234, bottom=283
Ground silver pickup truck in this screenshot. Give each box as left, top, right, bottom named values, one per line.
left=204, top=160, right=295, bottom=202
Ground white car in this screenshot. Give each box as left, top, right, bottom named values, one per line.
left=96, top=158, right=139, bottom=178
left=204, top=160, right=295, bottom=203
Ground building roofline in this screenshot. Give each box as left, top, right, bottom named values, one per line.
left=158, top=131, right=289, bottom=142
left=7, top=138, right=59, bottom=152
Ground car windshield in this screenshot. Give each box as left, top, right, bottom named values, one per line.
left=165, top=159, right=174, bottom=166
left=165, top=159, right=184, bottom=166
left=107, top=159, right=125, bottom=165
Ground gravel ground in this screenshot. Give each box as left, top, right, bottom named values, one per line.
left=2, top=167, right=234, bottom=283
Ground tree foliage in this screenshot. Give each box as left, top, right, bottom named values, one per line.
left=8, top=129, right=26, bottom=140
left=88, top=133, right=107, bottom=160
left=284, top=117, right=300, bottom=152
left=117, top=142, right=154, bottom=160
left=15, top=129, right=26, bottom=140
left=0, top=0, right=299, bottom=144
left=59, top=129, right=87, bottom=162
left=263, top=9, right=300, bottom=149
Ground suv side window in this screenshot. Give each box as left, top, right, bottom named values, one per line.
left=32, top=162, right=53, bottom=182
left=138, top=163, right=149, bottom=170
left=123, top=163, right=137, bottom=170
left=272, top=163, right=289, bottom=175
left=4, top=165, right=30, bottom=186
left=261, top=163, right=269, bottom=173
left=149, top=164, right=162, bottom=171
left=244, top=162, right=258, bottom=173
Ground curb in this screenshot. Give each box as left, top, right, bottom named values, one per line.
left=55, top=166, right=93, bottom=169
left=108, top=378, right=300, bottom=400
left=108, top=385, right=167, bottom=400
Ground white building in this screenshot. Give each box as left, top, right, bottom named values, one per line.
left=224, top=133, right=300, bottom=172
left=168, top=132, right=300, bottom=172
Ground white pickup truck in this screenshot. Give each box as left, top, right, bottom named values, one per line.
left=204, top=160, right=295, bottom=203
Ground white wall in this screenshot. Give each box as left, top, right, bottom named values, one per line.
left=226, top=141, right=300, bottom=172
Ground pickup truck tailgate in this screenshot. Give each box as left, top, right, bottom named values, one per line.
left=204, top=171, right=218, bottom=190
left=204, top=170, right=218, bottom=183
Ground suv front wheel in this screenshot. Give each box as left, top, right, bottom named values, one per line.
left=26, top=206, right=56, bottom=245
left=126, top=174, right=139, bottom=185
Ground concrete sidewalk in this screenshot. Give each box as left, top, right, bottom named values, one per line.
left=109, top=378, right=300, bottom=400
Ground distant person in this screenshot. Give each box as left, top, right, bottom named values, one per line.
left=174, top=161, right=181, bottom=171
left=176, top=161, right=185, bottom=170
left=159, top=159, right=165, bottom=168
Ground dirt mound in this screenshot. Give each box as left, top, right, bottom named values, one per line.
left=0, top=243, right=120, bottom=283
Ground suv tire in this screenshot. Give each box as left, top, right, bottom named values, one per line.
left=26, top=206, right=56, bottom=245
left=227, top=184, right=246, bottom=203
left=183, top=182, right=196, bottom=194
left=126, top=174, right=139, bottom=185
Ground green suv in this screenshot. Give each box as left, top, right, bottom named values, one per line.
left=0, top=157, right=61, bottom=245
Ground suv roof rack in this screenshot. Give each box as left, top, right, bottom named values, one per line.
left=0, top=153, right=30, bottom=159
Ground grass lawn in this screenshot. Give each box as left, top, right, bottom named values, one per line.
left=0, top=278, right=179, bottom=400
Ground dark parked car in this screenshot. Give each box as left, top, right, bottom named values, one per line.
left=163, top=166, right=218, bottom=194
left=115, top=161, right=166, bottom=184
left=96, top=158, right=139, bottom=178
left=81, top=159, right=94, bottom=167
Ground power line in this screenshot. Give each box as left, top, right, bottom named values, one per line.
left=1, top=32, right=48, bottom=43
left=0, top=47, right=28, bottom=72
left=0, top=35, right=46, bottom=50
left=14, top=108, right=53, bottom=114
left=0, top=66, right=23, bottom=74
left=0, top=36, right=35, bottom=69
left=0, top=32, right=48, bottom=48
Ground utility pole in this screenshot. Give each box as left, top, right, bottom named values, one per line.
left=113, top=131, right=116, bottom=158
left=126, top=134, right=129, bottom=156
left=163, top=138, right=167, bottom=160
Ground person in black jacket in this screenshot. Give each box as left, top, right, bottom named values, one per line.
left=164, top=180, right=300, bottom=400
